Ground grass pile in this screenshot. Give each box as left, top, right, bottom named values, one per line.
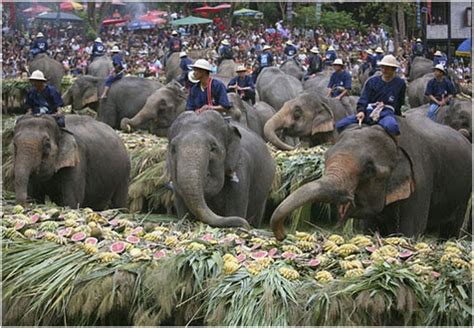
left=2, top=203, right=472, bottom=326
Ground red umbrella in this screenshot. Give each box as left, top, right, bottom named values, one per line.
left=139, top=12, right=167, bottom=25
left=102, top=18, right=128, bottom=26
left=193, top=3, right=231, bottom=14
left=22, top=5, right=52, bottom=15
left=59, top=1, right=84, bottom=11
left=213, top=3, right=231, bottom=10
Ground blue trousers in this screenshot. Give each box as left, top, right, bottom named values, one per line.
left=427, top=103, right=440, bottom=121
left=336, top=107, right=400, bottom=136
left=105, top=72, right=124, bottom=87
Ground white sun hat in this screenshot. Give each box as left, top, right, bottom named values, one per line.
left=29, top=70, right=47, bottom=81
left=95, top=37, right=102, bottom=43
left=263, top=45, right=272, bottom=51
left=236, top=65, right=247, bottom=72
left=189, top=59, right=212, bottom=71
left=378, top=55, right=400, bottom=68
left=328, top=45, right=335, bottom=51
left=375, top=47, right=384, bottom=53
left=179, top=51, right=187, bottom=58
left=433, top=64, right=446, bottom=73
left=171, top=30, right=178, bottom=35
left=221, top=39, right=230, bottom=46
left=36, top=32, right=44, bottom=38
left=434, top=50, right=443, bottom=56
left=111, top=46, right=120, bottom=52
left=332, top=58, right=344, bottom=66
left=310, top=46, right=320, bottom=54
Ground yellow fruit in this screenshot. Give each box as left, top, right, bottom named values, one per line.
left=344, top=268, right=365, bottom=278
left=44, top=232, right=67, bottom=245
left=295, top=231, right=317, bottom=242
left=143, top=232, right=162, bottom=242
left=154, top=226, right=170, bottom=233
left=316, top=255, right=329, bottom=265
left=187, top=242, right=206, bottom=251
left=444, top=246, right=462, bottom=256
left=279, top=266, right=300, bottom=280
left=282, top=245, right=303, bottom=254
left=223, top=261, right=240, bottom=275
left=117, top=219, right=134, bottom=227
left=315, top=270, right=334, bottom=283
left=223, top=253, right=238, bottom=263
left=256, top=257, right=273, bottom=269
left=336, top=243, right=359, bottom=257
left=328, top=234, right=345, bottom=245
left=247, top=262, right=263, bottom=276
left=164, top=236, right=178, bottom=247
left=129, top=248, right=142, bottom=258
left=23, top=229, right=37, bottom=238
left=340, top=260, right=363, bottom=270
left=65, top=219, right=78, bottom=227
left=12, top=205, right=24, bottom=214
left=97, top=252, right=120, bottom=263
left=250, top=237, right=266, bottom=245
left=87, top=221, right=97, bottom=228
left=451, top=257, right=469, bottom=269
left=384, top=237, right=408, bottom=246
left=349, top=235, right=373, bottom=247
left=323, top=240, right=338, bottom=253
left=83, top=244, right=98, bottom=255
left=411, top=264, right=433, bottom=275
left=297, top=240, right=315, bottom=251
left=415, top=242, right=430, bottom=251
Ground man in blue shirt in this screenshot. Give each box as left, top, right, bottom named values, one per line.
left=30, top=32, right=48, bottom=59
left=90, top=37, right=106, bottom=62
left=336, top=55, right=406, bottom=143
left=218, top=39, right=234, bottom=65
left=254, top=45, right=273, bottom=81
left=324, top=45, right=337, bottom=66
left=425, top=64, right=456, bottom=121
left=101, top=46, right=125, bottom=99
left=177, top=51, right=193, bottom=86
left=370, top=47, right=384, bottom=76
left=283, top=40, right=298, bottom=60
left=304, top=46, right=323, bottom=80
left=327, top=59, right=352, bottom=113
left=432, top=50, right=447, bottom=69
left=411, top=38, right=425, bottom=59
left=25, top=70, right=65, bottom=127
left=227, top=65, right=255, bottom=104
left=166, top=30, right=182, bottom=60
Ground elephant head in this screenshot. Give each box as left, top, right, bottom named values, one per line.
left=63, top=75, right=102, bottom=111
left=445, top=100, right=472, bottom=141
left=120, top=81, right=187, bottom=134
left=271, top=124, right=415, bottom=240
left=167, top=110, right=249, bottom=228
left=264, top=93, right=338, bottom=150
left=13, top=115, right=79, bottom=205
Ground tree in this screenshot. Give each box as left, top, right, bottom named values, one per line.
left=85, top=1, right=111, bottom=33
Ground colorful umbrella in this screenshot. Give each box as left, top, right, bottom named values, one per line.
left=22, top=5, right=52, bottom=15
left=455, top=38, right=471, bottom=57
left=170, top=16, right=213, bottom=26
left=60, top=1, right=84, bottom=11
left=193, top=3, right=231, bottom=14
left=102, top=18, right=128, bottom=26
left=233, top=8, right=262, bottom=17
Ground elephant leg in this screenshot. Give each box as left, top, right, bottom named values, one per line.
left=57, top=168, right=85, bottom=209
left=439, top=203, right=468, bottom=239
left=222, top=176, right=249, bottom=219
left=98, top=100, right=118, bottom=128
left=397, top=194, right=430, bottom=237
left=111, top=179, right=129, bottom=209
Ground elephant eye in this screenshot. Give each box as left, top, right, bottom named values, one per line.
left=43, top=140, right=51, bottom=155
left=293, top=107, right=302, bottom=120
left=210, top=143, right=219, bottom=153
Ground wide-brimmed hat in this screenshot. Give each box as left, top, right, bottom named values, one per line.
left=433, top=64, right=446, bottom=74
left=310, top=46, right=320, bottom=54
left=188, top=71, right=199, bottom=83
left=95, top=37, right=102, bottom=43
left=111, top=46, right=120, bottom=52
left=179, top=51, right=187, bottom=58
left=375, top=47, right=384, bottom=53
left=332, top=58, right=344, bottom=66
left=378, top=55, right=400, bottom=68
left=221, top=39, right=230, bottom=46
left=286, top=40, right=294, bottom=46
left=236, top=65, right=247, bottom=72
left=36, top=32, right=44, bottom=38
left=434, top=50, right=443, bottom=56
left=328, top=45, right=335, bottom=51
left=263, top=45, right=272, bottom=51
left=29, top=70, right=47, bottom=81
left=416, top=38, right=422, bottom=42
left=366, top=49, right=374, bottom=55
left=189, top=59, right=212, bottom=71
left=171, top=30, right=178, bottom=36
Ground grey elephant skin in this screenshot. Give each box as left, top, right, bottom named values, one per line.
left=406, top=101, right=472, bottom=141
left=409, top=57, right=433, bottom=81
left=280, top=60, right=305, bottom=81
left=28, top=54, right=65, bottom=92
left=217, top=59, right=237, bottom=78
left=227, top=93, right=276, bottom=139
left=256, top=67, right=303, bottom=111
left=87, top=56, right=113, bottom=78
left=120, top=81, right=187, bottom=137
left=271, top=112, right=471, bottom=240
left=14, top=115, right=130, bottom=210
left=63, top=75, right=162, bottom=129
left=264, top=92, right=357, bottom=150
left=167, top=110, right=276, bottom=228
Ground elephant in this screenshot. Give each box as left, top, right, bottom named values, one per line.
left=13, top=114, right=130, bottom=210
left=167, top=110, right=276, bottom=228
left=303, top=70, right=332, bottom=95
left=264, top=92, right=358, bottom=150
left=120, top=81, right=187, bottom=137
left=409, top=57, right=433, bottom=81
left=406, top=100, right=472, bottom=141
left=280, top=59, right=305, bottom=81
left=86, top=56, right=113, bottom=79
left=164, top=52, right=183, bottom=83
left=256, top=67, right=303, bottom=112
left=62, top=75, right=162, bottom=129
left=227, top=92, right=276, bottom=139
left=28, top=54, right=65, bottom=92
left=217, top=59, right=237, bottom=78
left=270, top=111, right=472, bottom=240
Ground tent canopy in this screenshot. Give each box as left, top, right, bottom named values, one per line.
left=455, top=38, right=471, bottom=57
left=127, top=20, right=155, bottom=30
left=35, top=12, right=83, bottom=22
left=233, top=8, right=262, bottom=16
left=170, top=16, right=213, bottom=26
left=193, top=3, right=231, bottom=13
left=22, top=5, right=51, bottom=15
left=60, top=1, right=84, bottom=11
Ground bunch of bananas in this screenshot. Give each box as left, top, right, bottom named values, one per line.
left=282, top=245, right=303, bottom=254
left=143, top=231, right=162, bottom=242
left=256, top=257, right=273, bottom=269
left=295, top=231, right=317, bottom=242
left=164, top=236, right=179, bottom=247
left=344, top=268, right=365, bottom=278
left=415, top=242, right=430, bottom=252
left=39, top=221, right=59, bottom=232
left=23, top=229, right=38, bottom=239
left=349, top=235, right=373, bottom=247
left=371, top=245, right=399, bottom=262
left=328, top=234, right=345, bottom=245
left=44, top=232, right=67, bottom=245
left=12, top=205, right=24, bottom=214
left=82, top=243, right=99, bottom=255
left=186, top=242, right=206, bottom=251
left=336, top=244, right=359, bottom=257
left=223, top=260, right=240, bottom=275
left=279, top=266, right=300, bottom=280
left=384, top=237, right=409, bottom=246
left=323, top=240, right=339, bottom=253
left=339, top=260, right=363, bottom=270
left=246, top=262, right=263, bottom=276
left=296, top=240, right=315, bottom=251
left=97, top=252, right=121, bottom=263
left=64, top=219, right=78, bottom=227
left=315, top=270, right=334, bottom=283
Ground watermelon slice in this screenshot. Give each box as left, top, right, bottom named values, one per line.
left=58, top=227, right=73, bottom=237
left=131, top=227, right=143, bottom=235
left=268, top=248, right=278, bottom=258
left=110, top=241, right=126, bottom=253
left=431, top=271, right=441, bottom=278
left=85, top=237, right=98, bottom=245
left=126, top=235, right=140, bottom=244
left=153, top=249, right=167, bottom=260
left=250, top=251, right=268, bottom=260
left=14, top=220, right=26, bottom=231
left=109, top=218, right=119, bottom=226
left=399, top=250, right=413, bottom=259
left=30, top=214, right=40, bottom=224
left=236, top=254, right=247, bottom=262
left=71, top=232, right=86, bottom=241
left=307, top=258, right=321, bottom=267
left=365, top=246, right=377, bottom=253
left=201, top=233, right=214, bottom=241
left=282, top=251, right=297, bottom=259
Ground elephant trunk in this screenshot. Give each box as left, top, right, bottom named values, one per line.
left=120, top=106, right=156, bottom=132
left=176, top=147, right=249, bottom=228
left=62, top=87, right=72, bottom=106
left=14, top=142, right=41, bottom=205
left=271, top=154, right=359, bottom=240
left=264, top=109, right=294, bottom=151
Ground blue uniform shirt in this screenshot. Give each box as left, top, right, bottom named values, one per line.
left=25, top=84, right=64, bottom=114
left=227, top=75, right=255, bottom=91
left=167, top=37, right=182, bottom=52
left=328, top=70, right=352, bottom=97
left=307, top=54, right=323, bottom=74
left=186, top=78, right=231, bottom=112
left=433, top=55, right=447, bottom=68
left=325, top=50, right=337, bottom=62
left=284, top=45, right=297, bottom=57
left=92, top=42, right=105, bottom=57
left=357, top=75, right=406, bottom=116
left=258, top=51, right=273, bottom=67
left=180, top=57, right=193, bottom=72
left=31, top=37, right=48, bottom=55
left=425, top=77, right=456, bottom=102
left=374, top=54, right=384, bottom=65
left=112, top=53, right=124, bottom=69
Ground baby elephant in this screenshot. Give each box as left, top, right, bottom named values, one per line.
left=14, top=114, right=130, bottom=210
left=167, top=110, right=276, bottom=228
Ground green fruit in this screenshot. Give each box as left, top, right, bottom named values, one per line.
left=12, top=205, right=24, bottom=214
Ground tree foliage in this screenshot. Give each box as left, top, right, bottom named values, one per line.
left=293, top=5, right=362, bottom=31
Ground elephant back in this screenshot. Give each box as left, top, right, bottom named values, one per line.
left=87, top=56, right=113, bottom=79
left=280, top=60, right=305, bottom=81
left=217, top=60, right=237, bottom=78
left=29, top=54, right=65, bottom=92
left=256, top=67, right=302, bottom=111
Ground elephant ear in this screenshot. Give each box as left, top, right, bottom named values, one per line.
left=311, top=99, right=335, bottom=134
left=385, top=147, right=415, bottom=205
left=225, top=125, right=242, bottom=172
left=82, top=81, right=100, bottom=107
left=55, top=130, right=80, bottom=171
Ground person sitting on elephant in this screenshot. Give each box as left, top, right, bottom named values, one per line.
left=185, top=59, right=238, bottom=183
left=254, top=45, right=274, bottom=81
left=361, top=49, right=374, bottom=74
left=326, top=59, right=352, bottom=111
left=304, top=46, right=323, bottom=80
left=324, top=45, right=337, bottom=66
left=283, top=40, right=298, bottom=61
left=425, top=64, right=456, bottom=121
left=370, top=47, right=385, bottom=76
left=217, top=39, right=233, bottom=66
left=90, top=37, right=106, bottom=63
left=166, top=30, right=182, bottom=62
left=336, top=55, right=406, bottom=143
left=411, top=38, right=426, bottom=59
left=25, top=70, right=65, bottom=128
left=432, top=50, right=447, bottom=69
left=227, top=65, right=256, bottom=105
left=30, top=32, right=48, bottom=59
left=177, top=51, right=192, bottom=86
left=100, top=46, right=125, bottom=99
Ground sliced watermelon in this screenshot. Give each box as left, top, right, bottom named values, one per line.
left=85, top=237, right=98, bottom=245
left=236, top=254, right=247, bottom=262
left=30, top=214, right=40, bottom=224
left=110, top=241, right=126, bottom=253
left=126, top=235, right=140, bottom=244
left=71, top=232, right=86, bottom=241
left=14, top=220, right=26, bottom=231
left=365, top=246, right=377, bottom=253
left=268, top=248, right=278, bottom=258
left=153, top=249, right=167, bottom=260
left=282, top=251, right=297, bottom=259
left=399, top=250, right=413, bottom=259
left=201, top=233, right=214, bottom=242
left=307, top=258, right=321, bottom=267
left=250, top=250, right=268, bottom=260
left=58, top=227, right=73, bottom=237
left=431, top=271, right=441, bottom=278
left=109, top=218, right=119, bottom=226
left=131, top=227, right=143, bottom=235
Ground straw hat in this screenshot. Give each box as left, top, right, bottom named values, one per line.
left=29, top=70, right=47, bottom=81
left=286, top=40, right=294, bottom=46
left=263, top=45, right=272, bottom=51
left=189, top=59, right=212, bottom=71
left=433, top=64, right=446, bottom=74
left=310, top=46, right=320, bottom=54
left=236, top=65, right=247, bottom=72
left=378, top=55, right=400, bottom=68
left=221, top=39, right=230, bottom=46
left=332, top=58, right=344, bottom=66
left=366, top=49, right=374, bottom=55
left=95, top=37, right=102, bottom=43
